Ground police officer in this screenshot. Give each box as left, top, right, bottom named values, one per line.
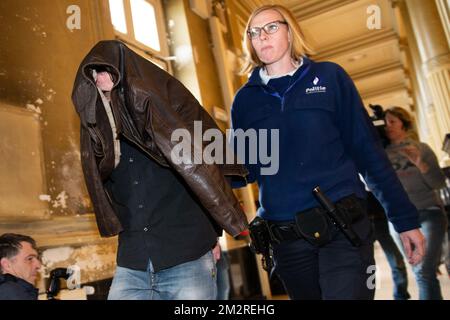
left=231, top=5, right=425, bottom=299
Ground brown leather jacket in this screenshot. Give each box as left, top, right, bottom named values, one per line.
left=72, top=40, right=248, bottom=237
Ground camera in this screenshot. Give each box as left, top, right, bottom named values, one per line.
left=46, top=268, right=71, bottom=300
left=368, top=104, right=389, bottom=147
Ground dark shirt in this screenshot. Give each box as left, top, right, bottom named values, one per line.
left=105, top=139, right=218, bottom=272
left=0, top=274, right=38, bottom=300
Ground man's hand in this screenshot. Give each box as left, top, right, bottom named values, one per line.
left=95, top=71, right=114, bottom=92
left=399, top=229, right=425, bottom=265
left=212, top=242, right=221, bottom=262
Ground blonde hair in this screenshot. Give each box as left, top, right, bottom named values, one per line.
left=385, top=106, right=419, bottom=141
left=240, top=5, right=314, bottom=75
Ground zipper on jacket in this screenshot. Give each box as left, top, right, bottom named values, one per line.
left=281, top=64, right=311, bottom=111
left=257, top=64, right=312, bottom=113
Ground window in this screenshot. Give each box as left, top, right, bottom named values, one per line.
left=108, top=0, right=170, bottom=71
left=130, top=0, right=160, bottom=51
left=109, top=0, right=127, bottom=34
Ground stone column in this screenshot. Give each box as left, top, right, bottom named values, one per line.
left=393, top=0, right=444, bottom=158
left=435, top=0, right=450, bottom=48
left=405, top=0, right=450, bottom=154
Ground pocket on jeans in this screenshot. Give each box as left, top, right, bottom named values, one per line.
left=199, top=250, right=217, bottom=280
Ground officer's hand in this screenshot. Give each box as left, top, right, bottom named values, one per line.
left=399, top=229, right=425, bottom=265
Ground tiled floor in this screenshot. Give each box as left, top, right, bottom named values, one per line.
left=373, top=241, right=450, bottom=300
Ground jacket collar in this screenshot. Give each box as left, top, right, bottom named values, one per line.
left=0, top=273, right=39, bottom=294
left=72, top=40, right=124, bottom=126
left=245, top=56, right=312, bottom=88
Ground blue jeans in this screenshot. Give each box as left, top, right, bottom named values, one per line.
left=108, top=250, right=217, bottom=300
left=216, top=250, right=231, bottom=300
left=371, top=215, right=410, bottom=300
left=390, top=208, right=448, bottom=300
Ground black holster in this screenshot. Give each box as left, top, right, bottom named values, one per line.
left=312, top=188, right=363, bottom=247
left=248, top=216, right=274, bottom=273
left=269, top=194, right=364, bottom=247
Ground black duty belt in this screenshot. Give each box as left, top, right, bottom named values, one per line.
left=267, top=194, right=364, bottom=243
left=268, top=221, right=304, bottom=243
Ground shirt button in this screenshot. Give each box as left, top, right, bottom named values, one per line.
left=133, top=181, right=139, bottom=185
left=143, top=227, right=149, bottom=232
left=129, top=158, right=134, bottom=163
left=138, top=204, right=144, bottom=209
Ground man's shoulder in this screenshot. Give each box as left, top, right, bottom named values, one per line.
left=0, top=274, right=38, bottom=300
left=0, top=273, right=18, bottom=284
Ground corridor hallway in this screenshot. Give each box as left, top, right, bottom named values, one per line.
left=0, top=0, right=449, bottom=300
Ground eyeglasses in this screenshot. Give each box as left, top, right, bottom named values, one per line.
left=247, top=20, right=288, bottom=39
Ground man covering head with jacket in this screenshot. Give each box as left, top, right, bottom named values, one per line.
left=72, top=41, right=248, bottom=300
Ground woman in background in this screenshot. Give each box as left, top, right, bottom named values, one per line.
left=385, top=106, right=448, bottom=300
